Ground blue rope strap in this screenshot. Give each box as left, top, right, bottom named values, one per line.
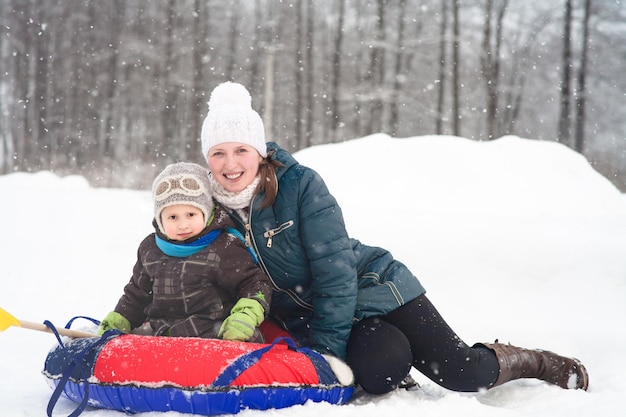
left=43, top=319, right=121, bottom=417
left=64, top=316, right=100, bottom=328
left=211, top=337, right=297, bottom=387
left=211, top=337, right=335, bottom=387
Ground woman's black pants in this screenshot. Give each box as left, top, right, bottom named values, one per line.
left=345, top=294, right=500, bottom=394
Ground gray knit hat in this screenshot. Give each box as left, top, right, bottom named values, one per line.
left=200, top=82, right=267, bottom=162
left=152, top=162, right=214, bottom=234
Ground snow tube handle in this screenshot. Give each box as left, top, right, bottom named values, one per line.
left=45, top=326, right=121, bottom=417
left=212, top=336, right=297, bottom=387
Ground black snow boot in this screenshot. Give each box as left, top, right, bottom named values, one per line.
left=398, top=374, right=420, bottom=390
left=475, top=341, right=589, bottom=390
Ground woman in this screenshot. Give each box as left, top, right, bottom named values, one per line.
left=200, top=81, right=588, bottom=395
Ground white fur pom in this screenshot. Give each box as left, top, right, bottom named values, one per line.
left=322, top=354, right=355, bottom=386
left=208, top=81, right=252, bottom=110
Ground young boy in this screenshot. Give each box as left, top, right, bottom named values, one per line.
left=98, top=162, right=271, bottom=342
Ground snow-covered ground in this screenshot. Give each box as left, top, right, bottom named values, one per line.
left=1, top=134, right=625, bottom=417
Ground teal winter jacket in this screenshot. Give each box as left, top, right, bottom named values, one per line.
left=229, top=142, right=426, bottom=359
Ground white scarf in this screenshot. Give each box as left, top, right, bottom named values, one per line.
left=209, top=174, right=260, bottom=223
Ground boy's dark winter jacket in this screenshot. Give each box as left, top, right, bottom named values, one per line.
left=114, top=206, right=271, bottom=339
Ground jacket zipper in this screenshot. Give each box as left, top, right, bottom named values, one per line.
left=263, top=220, right=294, bottom=248
left=244, top=197, right=313, bottom=311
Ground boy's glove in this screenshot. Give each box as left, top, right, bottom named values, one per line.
left=218, top=298, right=264, bottom=341
left=98, top=311, right=131, bottom=335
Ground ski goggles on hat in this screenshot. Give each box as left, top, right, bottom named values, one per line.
left=154, top=174, right=207, bottom=201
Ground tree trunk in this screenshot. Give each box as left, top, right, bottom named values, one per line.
left=451, top=0, right=461, bottom=137
left=103, top=0, right=124, bottom=159
left=295, top=0, right=304, bottom=146
left=160, top=0, right=177, bottom=162
left=351, top=0, right=366, bottom=137
left=248, top=1, right=263, bottom=94
left=389, top=0, right=407, bottom=137
left=481, top=0, right=496, bottom=139
left=436, top=0, right=449, bottom=135
left=501, top=13, right=550, bottom=136
left=493, top=1, right=507, bottom=136
left=0, top=0, right=8, bottom=173
left=225, top=0, right=240, bottom=81
left=261, top=1, right=282, bottom=143
left=574, top=0, right=592, bottom=154
left=33, top=0, right=50, bottom=168
left=330, top=0, right=346, bottom=141
left=557, top=0, right=573, bottom=145
left=14, top=1, right=32, bottom=170
left=264, top=48, right=276, bottom=141
left=481, top=0, right=507, bottom=140
left=366, top=0, right=386, bottom=134
left=191, top=0, right=208, bottom=159
left=304, top=0, right=315, bottom=147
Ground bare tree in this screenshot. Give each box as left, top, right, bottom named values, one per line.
left=0, top=0, right=12, bottom=173
left=557, top=0, right=573, bottom=145
left=351, top=0, right=367, bottom=138
left=498, top=11, right=552, bottom=136
left=330, top=0, right=346, bottom=141
left=295, top=0, right=304, bottom=145
left=2, top=1, right=625, bottom=191
left=574, top=0, right=592, bottom=153
left=33, top=0, right=51, bottom=168
left=63, top=5, right=87, bottom=170
left=481, top=0, right=495, bottom=139
left=225, top=1, right=240, bottom=81
left=365, top=0, right=386, bottom=135
left=436, top=0, right=449, bottom=135
left=103, top=0, right=125, bottom=159
left=159, top=0, right=177, bottom=162
left=451, top=0, right=461, bottom=136
left=389, top=0, right=407, bottom=137
left=248, top=1, right=263, bottom=95
left=261, top=1, right=285, bottom=144
left=191, top=0, right=209, bottom=159
left=304, top=0, right=315, bottom=147
left=481, top=0, right=508, bottom=140
left=10, top=0, right=31, bottom=171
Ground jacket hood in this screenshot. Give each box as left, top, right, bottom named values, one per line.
left=267, top=142, right=298, bottom=181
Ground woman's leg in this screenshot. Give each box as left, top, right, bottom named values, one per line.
left=345, top=317, right=413, bottom=395
left=386, top=294, right=589, bottom=391
left=385, top=294, right=500, bottom=392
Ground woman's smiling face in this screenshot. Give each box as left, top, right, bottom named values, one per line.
left=207, top=142, right=263, bottom=193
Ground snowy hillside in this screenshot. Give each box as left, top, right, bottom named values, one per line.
left=1, top=134, right=625, bottom=417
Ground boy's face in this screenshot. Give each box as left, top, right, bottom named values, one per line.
left=160, top=204, right=206, bottom=241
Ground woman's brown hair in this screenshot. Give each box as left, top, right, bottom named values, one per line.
left=255, top=149, right=283, bottom=208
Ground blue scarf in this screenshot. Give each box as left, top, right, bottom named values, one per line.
left=155, top=229, right=222, bottom=258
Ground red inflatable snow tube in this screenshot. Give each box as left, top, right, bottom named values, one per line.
left=42, top=332, right=354, bottom=416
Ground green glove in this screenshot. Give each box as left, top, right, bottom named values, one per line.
left=218, top=298, right=265, bottom=341
left=98, top=311, right=131, bottom=335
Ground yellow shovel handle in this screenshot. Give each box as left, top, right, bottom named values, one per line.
left=19, top=320, right=96, bottom=339
left=0, top=307, right=95, bottom=338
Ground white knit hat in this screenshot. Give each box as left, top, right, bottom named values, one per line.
left=152, top=162, right=214, bottom=235
left=200, top=82, right=267, bottom=161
